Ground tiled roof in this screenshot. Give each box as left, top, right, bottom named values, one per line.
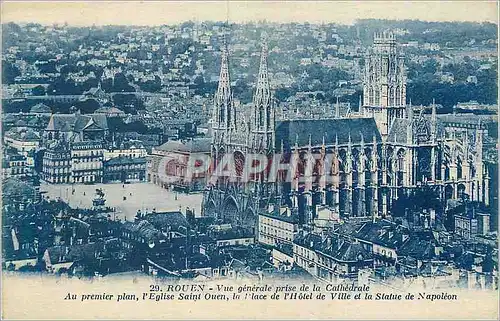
left=155, top=138, right=211, bottom=153
left=293, top=231, right=323, bottom=249
left=387, top=118, right=411, bottom=144
left=144, top=211, right=190, bottom=232
left=46, top=242, right=105, bottom=264
left=260, top=209, right=299, bottom=224
left=275, top=117, right=381, bottom=151
left=30, top=103, right=52, bottom=113
left=353, top=219, right=409, bottom=249
left=398, top=230, right=438, bottom=260
left=46, top=113, right=108, bottom=132
left=95, top=107, right=125, bottom=115
left=105, top=156, right=146, bottom=166
left=5, top=128, right=40, bottom=142
left=121, top=220, right=162, bottom=242
left=321, top=240, right=373, bottom=262
left=334, top=221, right=366, bottom=237
left=213, top=227, right=254, bottom=241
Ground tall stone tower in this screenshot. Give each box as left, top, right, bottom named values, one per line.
left=211, top=36, right=236, bottom=148
left=363, top=32, right=407, bottom=138
left=250, top=35, right=275, bottom=154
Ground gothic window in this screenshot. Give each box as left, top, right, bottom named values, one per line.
left=415, top=118, right=431, bottom=144
left=395, top=86, right=401, bottom=106
left=374, top=87, right=380, bottom=106
left=364, top=148, right=372, bottom=170
left=259, top=105, right=264, bottom=127
left=445, top=163, right=450, bottom=181
left=369, top=87, right=374, bottom=105
left=457, top=157, right=463, bottom=179
left=470, top=162, right=476, bottom=178
left=234, top=151, right=245, bottom=178
left=298, top=151, right=309, bottom=177
left=220, top=105, right=225, bottom=123
left=227, top=107, right=232, bottom=126
left=338, top=149, right=346, bottom=173
left=386, top=147, right=394, bottom=173
left=352, top=149, right=360, bottom=172
left=397, top=149, right=405, bottom=172
left=218, top=147, right=225, bottom=162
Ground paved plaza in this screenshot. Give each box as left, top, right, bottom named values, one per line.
left=40, top=182, right=204, bottom=221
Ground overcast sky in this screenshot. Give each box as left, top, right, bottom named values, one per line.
left=2, top=1, right=498, bottom=26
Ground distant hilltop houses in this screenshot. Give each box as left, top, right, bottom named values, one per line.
left=454, top=101, right=498, bottom=113
left=1, top=21, right=498, bottom=289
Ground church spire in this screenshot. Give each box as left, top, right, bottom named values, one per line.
left=335, top=96, right=340, bottom=118
left=251, top=33, right=274, bottom=153
left=213, top=35, right=234, bottom=133
left=253, top=34, right=272, bottom=130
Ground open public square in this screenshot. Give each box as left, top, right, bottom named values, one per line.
left=40, top=182, right=204, bottom=221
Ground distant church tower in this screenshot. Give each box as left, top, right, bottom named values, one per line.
left=363, top=32, right=407, bottom=138
left=250, top=35, right=275, bottom=154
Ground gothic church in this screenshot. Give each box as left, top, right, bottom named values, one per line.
left=201, top=32, right=489, bottom=232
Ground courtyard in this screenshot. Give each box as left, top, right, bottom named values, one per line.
left=40, top=182, right=204, bottom=221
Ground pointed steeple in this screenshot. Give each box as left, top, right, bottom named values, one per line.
left=335, top=97, right=340, bottom=118
left=251, top=33, right=275, bottom=153
left=213, top=35, right=234, bottom=132
left=253, top=33, right=272, bottom=132
left=408, top=98, right=413, bottom=120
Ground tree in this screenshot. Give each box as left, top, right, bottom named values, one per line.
left=75, top=99, right=100, bottom=114
left=111, top=73, right=135, bottom=92
left=2, top=62, right=20, bottom=84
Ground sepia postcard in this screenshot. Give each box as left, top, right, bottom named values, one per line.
left=1, top=1, right=499, bottom=319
